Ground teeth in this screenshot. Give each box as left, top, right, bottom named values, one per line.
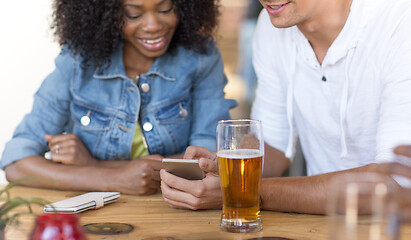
left=143, top=37, right=163, bottom=44
left=269, top=4, right=284, bottom=9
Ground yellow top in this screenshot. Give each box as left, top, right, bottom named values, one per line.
left=130, top=123, right=149, bottom=159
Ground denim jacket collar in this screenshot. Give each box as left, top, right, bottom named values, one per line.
left=93, top=43, right=177, bottom=82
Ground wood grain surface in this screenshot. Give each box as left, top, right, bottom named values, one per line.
left=4, top=186, right=411, bottom=240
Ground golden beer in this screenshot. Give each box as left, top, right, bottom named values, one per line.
left=217, top=149, right=263, bottom=232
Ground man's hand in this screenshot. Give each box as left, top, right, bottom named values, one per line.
left=376, top=145, right=411, bottom=222
left=160, top=146, right=222, bottom=210
left=113, top=155, right=163, bottom=195
left=45, top=134, right=98, bottom=166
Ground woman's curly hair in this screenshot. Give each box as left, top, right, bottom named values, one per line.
left=52, top=0, right=220, bottom=68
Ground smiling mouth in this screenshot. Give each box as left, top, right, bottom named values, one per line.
left=142, top=37, right=164, bottom=44
left=269, top=3, right=288, bottom=9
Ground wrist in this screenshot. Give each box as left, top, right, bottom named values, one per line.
left=98, top=167, right=119, bottom=192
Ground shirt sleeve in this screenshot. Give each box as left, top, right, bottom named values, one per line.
left=375, top=8, right=411, bottom=164
left=189, top=41, right=237, bottom=152
left=0, top=48, right=73, bottom=169
left=250, top=10, right=290, bottom=156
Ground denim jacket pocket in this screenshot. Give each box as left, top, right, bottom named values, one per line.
left=150, top=92, right=192, bottom=154
left=70, top=99, right=113, bottom=159
left=154, top=91, right=192, bottom=125
left=71, top=99, right=112, bottom=131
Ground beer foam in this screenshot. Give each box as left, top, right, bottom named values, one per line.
left=217, top=149, right=262, bottom=159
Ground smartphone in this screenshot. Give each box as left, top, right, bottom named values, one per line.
left=162, top=158, right=205, bottom=180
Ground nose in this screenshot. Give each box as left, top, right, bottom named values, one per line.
left=141, top=13, right=162, bottom=33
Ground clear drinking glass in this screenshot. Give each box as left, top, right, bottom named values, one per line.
left=326, top=172, right=400, bottom=240
left=216, top=119, right=264, bottom=233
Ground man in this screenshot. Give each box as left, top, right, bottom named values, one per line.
left=160, top=0, right=411, bottom=214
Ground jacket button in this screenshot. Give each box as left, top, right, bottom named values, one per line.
left=141, top=83, right=150, bottom=92
left=80, top=115, right=90, bottom=126
left=143, top=122, right=153, bottom=132
left=179, top=108, right=188, bottom=118
left=178, top=103, right=188, bottom=118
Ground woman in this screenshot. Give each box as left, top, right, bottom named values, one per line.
left=1, top=0, right=235, bottom=195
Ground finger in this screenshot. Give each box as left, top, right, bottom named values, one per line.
left=149, top=179, right=161, bottom=190
left=163, top=195, right=199, bottom=210
left=50, top=144, right=62, bottom=156
left=160, top=180, right=200, bottom=210
left=160, top=169, right=202, bottom=194
left=142, top=178, right=160, bottom=194
left=394, top=145, right=411, bottom=159
left=50, top=153, right=75, bottom=165
left=47, top=133, right=76, bottom=145
left=184, top=146, right=216, bottom=160
left=149, top=159, right=164, bottom=171
left=45, top=134, right=53, bottom=142
left=139, top=155, right=164, bottom=171
left=199, top=157, right=218, bottom=174
left=378, top=162, right=411, bottom=179
left=151, top=170, right=161, bottom=182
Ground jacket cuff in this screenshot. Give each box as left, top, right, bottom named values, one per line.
left=1, top=138, right=46, bottom=169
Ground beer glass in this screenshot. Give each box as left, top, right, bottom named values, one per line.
left=326, top=173, right=400, bottom=240
left=216, top=119, right=263, bottom=233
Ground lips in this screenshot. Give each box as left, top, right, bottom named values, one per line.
left=265, top=2, right=290, bottom=15
left=138, top=35, right=167, bottom=51
left=269, top=4, right=286, bottom=9
left=142, top=37, right=163, bottom=44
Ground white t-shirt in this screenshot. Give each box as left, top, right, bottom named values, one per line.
left=251, top=0, right=411, bottom=176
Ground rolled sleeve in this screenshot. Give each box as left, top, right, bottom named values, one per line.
left=0, top=48, right=73, bottom=169
left=376, top=10, right=411, bottom=164
left=1, top=138, right=46, bottom=169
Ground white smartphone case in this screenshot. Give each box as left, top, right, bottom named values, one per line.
left=44, top=192, right=120, bottom=213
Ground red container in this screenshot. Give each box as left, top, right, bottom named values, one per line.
left=30, top=213, right=87, bottom=240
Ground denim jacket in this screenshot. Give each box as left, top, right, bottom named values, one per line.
left=1, top=42, right=236, bottom=168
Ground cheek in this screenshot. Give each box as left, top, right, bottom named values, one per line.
left=167, top=12, right=179, bottom=30
left=122, top=22, right=137, bottom=37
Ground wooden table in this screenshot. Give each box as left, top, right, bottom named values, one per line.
left=5, top=186, right=411, bottom=240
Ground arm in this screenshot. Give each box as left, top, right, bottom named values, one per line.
left=1, top=49, right=162, bottom=195
left=161, top=145, right=378, bottom=213
left=15, top=133, right=164, bottom=195
left=260, top=157, right=376, bottom=214
left=263, top=142, right=289, bottom=177
left=375, top=9, right=411, bottom=163
left=189, top=41, right=236, bottom=151
left=5, top=154, right=163, bottom=195
left=44, top=133, right=165, bottom=168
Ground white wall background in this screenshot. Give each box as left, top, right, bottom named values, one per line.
left=0, top=0, right=60, bottom=184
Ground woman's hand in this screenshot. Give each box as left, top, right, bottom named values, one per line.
left=114, top=155, right=163, bottom=195
left=160, top=146, right=222, bottom=210
left=45, top=134, right=98, bottom=166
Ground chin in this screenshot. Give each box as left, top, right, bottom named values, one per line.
left=269, top=18, right=296, bottom=29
